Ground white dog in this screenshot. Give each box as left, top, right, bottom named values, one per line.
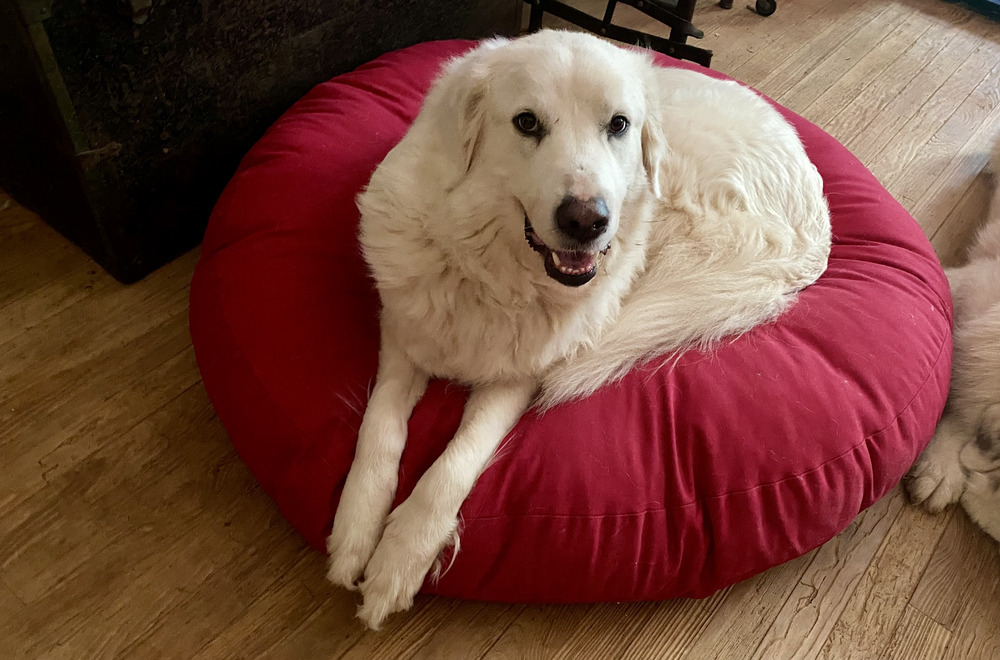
left=326, top=30, right=831, bottom=629
left=907, top=138, right=1000, bottom=545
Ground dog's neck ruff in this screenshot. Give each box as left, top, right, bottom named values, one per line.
left=523, top=217, right=610, bottom=287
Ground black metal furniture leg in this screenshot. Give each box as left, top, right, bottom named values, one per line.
left=523, top=0, right=714, bottom=66
left=528, top=0, right=544, bottom=31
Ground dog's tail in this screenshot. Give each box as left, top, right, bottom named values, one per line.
left=967, top=135, right=1000, bottom=262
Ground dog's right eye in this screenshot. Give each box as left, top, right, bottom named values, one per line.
left=514, top=112, right=542, bottom=137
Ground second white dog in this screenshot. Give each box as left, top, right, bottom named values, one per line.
left=907, top=137, right=1000, bottom=545
left=326, top=30, right=832, bottom=628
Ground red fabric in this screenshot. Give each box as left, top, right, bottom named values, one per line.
left=190, top=40, right=952, bottom=602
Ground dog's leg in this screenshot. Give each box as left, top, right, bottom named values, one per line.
left=356, top=379, right=536, bottom=629
left=326, top=340, right=428, bottom=591
left=906, top=413, right=972, bottom=513
left=960, top=471, right=1000, bottom=545
left=959, top=405, right=1000, bottom=545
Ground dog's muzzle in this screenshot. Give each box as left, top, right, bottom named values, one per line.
left=524, top=216, right=610, bottom=287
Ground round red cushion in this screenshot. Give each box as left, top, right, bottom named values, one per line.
left=189, top=40, right=952, bottom=602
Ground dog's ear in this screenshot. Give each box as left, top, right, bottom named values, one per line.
left=638, top=59, right=666, bottom=199
left=427, top=39, right=508, bottom=175
left=641, top=101, right=665, bottom=199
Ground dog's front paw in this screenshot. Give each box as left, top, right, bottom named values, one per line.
left=326, top=496, right=388, bottom=590
left=356, top=500, right=456, bottom=630
left=906, top=455, right=967, bottom=513
left=906, top=416, right=971, bottom=513
left=326, top=526, right=377, bottom=591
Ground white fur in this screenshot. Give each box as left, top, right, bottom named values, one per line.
left=906, top=136, right=1000, bottom=547
left=326, top=30, right=831, bottom=628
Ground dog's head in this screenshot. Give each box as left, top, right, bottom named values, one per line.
left=425, top=30, right=665, bottom=287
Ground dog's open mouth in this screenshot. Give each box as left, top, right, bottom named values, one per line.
left=524, top=217, right=609, bottom=287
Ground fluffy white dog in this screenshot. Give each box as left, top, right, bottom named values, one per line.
left=907, top=138, right=1000, bottom=545
left=326, top=30, right=831, bottom=628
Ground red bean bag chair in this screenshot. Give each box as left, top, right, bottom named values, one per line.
left=189, top=40, right=952, bottom=602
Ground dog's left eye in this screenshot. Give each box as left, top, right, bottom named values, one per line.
left=608, top=115, right=629, bottom=137
left=514, top=112, right=543, bottom=137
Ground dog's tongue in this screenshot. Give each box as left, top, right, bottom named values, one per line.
left=552, top=250, right=597, bottom=275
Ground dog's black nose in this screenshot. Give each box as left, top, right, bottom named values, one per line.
left=555, top=196, right=610, bottom=244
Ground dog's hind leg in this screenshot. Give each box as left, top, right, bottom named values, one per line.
left=356, top=378, right=536, bottom=629
left=959, top=405, right=1000, bottom=544
left=961, top=471, right=1000, bottom=545
left=327, top=339, right=428, bottom=592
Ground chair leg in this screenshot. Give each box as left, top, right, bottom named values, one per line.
left=521, top=0, right=714, bottom=66
left=528, top=0, right=544, bottom=32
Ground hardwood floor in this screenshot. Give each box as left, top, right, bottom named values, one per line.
left=4, top=0, right=1000, bottom=657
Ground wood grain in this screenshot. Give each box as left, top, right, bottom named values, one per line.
left=815, top=497, right=952, bottom=660
left=910, top=508, right=1000, bottom=631
left=879, top=605, right=952, bottom=660
left=681, top=551, right=814, bottom=659
left=480, top=603, right=595, bottom=660
left=749, top=491, right=906, bottom=660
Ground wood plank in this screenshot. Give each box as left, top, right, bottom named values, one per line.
left=930, top=164, right=996, bottom=266
left=751, top=2, right=902, bottom=103
left=906, top=100, right=1000, bottom=237
left=189, top=555, right=325, bottom=660
left=879, top=605, right=952, bottom=660
left=863, top=32, right=1000, bottom=188
left=0, top=385, right=226, bottom=601
left=616, top=588, right=730, bottom=658
left=0, top=261, right=114, bottom=348
left=808, top=9, right=959, bottom=144
left=1, top=388, right=224, bottom=653
left=877, top=54, right=1000, bottom=210
left=0, top=212, right=84, bottom=280
left=549, top=602, right=659, bottom=660
left=406, top=601, right=525, bottom=660
left=841, top=14, right=987, bottom=164
left=749, top=489, right=906, bottom=660
left=251, top=594, right=372, bottom=660
left=939, top=513, right=1000, bottom=660
left=725, top=0, right=871, bottom=85
left=782, top=6, right=934, bottom=120
left=115, top=538, right=316, bottom=660
left=5, top=385, right=316, bottom=659
left=682, top=551, right=814, bottom=660
left=816, top=497, right=952, bottom=660
left=479, top=603, right=595, bottom=660
left=0, top=250, right=196, bottom=404
left=334, top=597, right=468, bottom=660
left=0, top=330, right=198, bottom=515
left=0, top=579, right=27, bottom=658
left=941, top=587, right=1000, bottom=660
left=911, top=510, right=1000, bottom=631
left=0, top=190, right=34, bottom=237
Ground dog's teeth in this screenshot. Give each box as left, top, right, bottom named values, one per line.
left=552, top=252, right=562, bottom=267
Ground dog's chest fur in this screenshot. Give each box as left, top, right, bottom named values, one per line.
left=367, top=210, right=638, bottom=384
